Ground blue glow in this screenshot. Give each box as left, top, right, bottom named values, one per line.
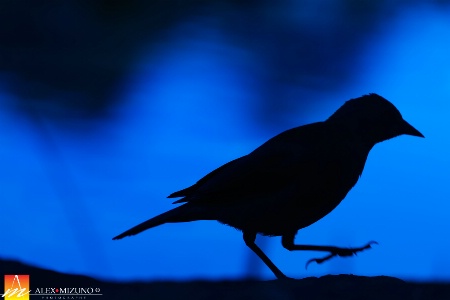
left=0, top=4, right=449, bottom=281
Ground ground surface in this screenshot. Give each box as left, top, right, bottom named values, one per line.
left=1, top=259, right=449, bottom=300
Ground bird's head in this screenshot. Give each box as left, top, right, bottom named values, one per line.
left=327, top=93, right=424, bottom=145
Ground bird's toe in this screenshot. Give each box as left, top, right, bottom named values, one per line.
left=305, top=241, right=378, bottom=269
left=305, top=253, right=336, bottom=269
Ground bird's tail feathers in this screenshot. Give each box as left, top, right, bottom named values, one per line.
left=112, top=204, right=206, bottom=240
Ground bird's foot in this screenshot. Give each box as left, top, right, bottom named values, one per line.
left=305, top=241, right=378, bottom=269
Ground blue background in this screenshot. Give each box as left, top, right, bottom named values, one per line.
left=0, top=1, right=449, bottom=281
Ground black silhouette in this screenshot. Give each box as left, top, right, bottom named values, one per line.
left=113, top=93, right=424, bottom=279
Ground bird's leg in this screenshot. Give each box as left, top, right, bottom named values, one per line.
left=243, top=232, right=289, bottom=279
left=281, top=233, right=377, bottom=269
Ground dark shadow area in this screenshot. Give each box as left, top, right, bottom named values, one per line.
left=1, top=259, right=450, bottom=300
left=2, top=0, right=447, bottom=122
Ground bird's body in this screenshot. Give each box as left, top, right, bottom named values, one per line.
left=113, top=93, right=424, bottom=279
left=171, top=122, right=370, bottom=236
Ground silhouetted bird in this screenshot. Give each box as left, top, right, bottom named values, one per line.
left=113, top=93, right=424, bottom=279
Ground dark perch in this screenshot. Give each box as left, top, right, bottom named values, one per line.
left=1, top=259, right=449, bottom=300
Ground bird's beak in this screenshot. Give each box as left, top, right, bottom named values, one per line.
left=401, top=119, right=424, bottom=138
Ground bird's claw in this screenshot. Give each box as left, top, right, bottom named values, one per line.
left=305, top=241, right=378, bottom=269
left=305, top=254, right=334, bottom=269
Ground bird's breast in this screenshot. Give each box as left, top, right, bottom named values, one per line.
left=286, top=148, right=369, bottom=229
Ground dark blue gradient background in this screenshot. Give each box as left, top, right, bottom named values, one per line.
left=0, top=2, right=448, bottom=281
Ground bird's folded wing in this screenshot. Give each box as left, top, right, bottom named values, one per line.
left=169, top=124, right=323, bottom=205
